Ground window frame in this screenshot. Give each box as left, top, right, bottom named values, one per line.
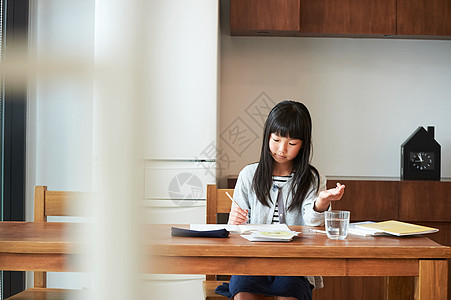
left=1, top=0, right=28, bottom=297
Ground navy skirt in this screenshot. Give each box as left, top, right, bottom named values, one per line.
left=215, top=275, right=313, bottom=300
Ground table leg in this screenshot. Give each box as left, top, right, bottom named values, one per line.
left=417, top=260, right=448, bottom=300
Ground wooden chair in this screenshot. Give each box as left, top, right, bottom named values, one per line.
left=203, top=184, right=233, bottom=300
left=203, top=185, right=273, bottom=300
left=206, top=184, right=234, bottom=225
left=7, top=186, right=89, bottom=299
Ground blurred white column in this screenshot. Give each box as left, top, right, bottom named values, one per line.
left=89, top=0, right=147, bottom=299
left=90, top=0, right=219, bottom=299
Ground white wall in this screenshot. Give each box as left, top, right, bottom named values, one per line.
left=218, top=0, right=451, bottom=184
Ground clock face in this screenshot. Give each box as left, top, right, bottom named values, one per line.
left=409, top=152, right=435, bottom=171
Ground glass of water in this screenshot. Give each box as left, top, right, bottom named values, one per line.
left=324, top=210, right=350, bottom=240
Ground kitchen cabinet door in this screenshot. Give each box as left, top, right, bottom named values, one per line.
left=397, top=0, right=451, bottom=36
left=298, top=0, right=396, bottom=36
left=230, top=0, right=300, bottom=36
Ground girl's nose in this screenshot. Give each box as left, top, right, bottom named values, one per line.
left=279, top=142, right=287, bottom=153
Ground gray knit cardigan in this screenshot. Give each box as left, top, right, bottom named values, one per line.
left=230, top=163, right=328, bottom=288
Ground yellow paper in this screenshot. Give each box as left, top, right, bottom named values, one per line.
left=357, top=220, right=438, bottom=236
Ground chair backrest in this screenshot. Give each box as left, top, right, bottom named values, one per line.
left=206, top=185, right=234, bottom=224
left=33, top=186, right=88, bottom=288
left=205, top=184, right=234, bottom=282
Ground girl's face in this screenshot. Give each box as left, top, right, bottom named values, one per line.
left=269, top=133, right=302, bottom=166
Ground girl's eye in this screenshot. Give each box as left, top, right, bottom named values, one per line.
left=289, top=143, right=297, bottom=146
left=272, top=138, right=280, bottom=142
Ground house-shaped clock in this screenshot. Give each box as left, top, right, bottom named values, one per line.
left=401, top=126, right=441, bottom=180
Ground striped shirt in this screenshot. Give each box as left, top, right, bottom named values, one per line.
left=271, top=174, right=292, bottom=224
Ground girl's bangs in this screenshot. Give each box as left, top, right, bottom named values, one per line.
left=270, top=117, right=303, bottom=140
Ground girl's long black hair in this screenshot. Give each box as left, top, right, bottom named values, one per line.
left=252, top=100, right=320, bottom=210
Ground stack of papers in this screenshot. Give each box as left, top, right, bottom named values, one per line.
left=355, top=220, right=439, bottom=236
left=189, top=224, right=299, bottom=242
left=240, top=230, right=299, bottom=242
left=348, top=221, right=388, bottom=236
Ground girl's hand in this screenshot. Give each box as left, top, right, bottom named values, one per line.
left=314, top=182, right=346, bottom=212
left=228, top=206, right=249, bottom=225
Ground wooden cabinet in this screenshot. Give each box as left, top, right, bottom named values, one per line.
left=312, top=277, right=386, bottom=300
left=230, top=0, right=451, bottom=38
left=298, top=0, right=396, bottom=36
left=397, top=0, right=451, bottom=36
left=230, top=0, right=301, bottom=36
left=325, top=180, right=399, bottom=220
left=399, top=181, right=451, bottom=221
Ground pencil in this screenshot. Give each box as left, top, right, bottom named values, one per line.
left=225, top=192, right=242, bottom=210
left=309, top=229, right=326, bottom=234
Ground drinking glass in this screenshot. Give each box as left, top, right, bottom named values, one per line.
left=325, top=210, right=350, bottom=240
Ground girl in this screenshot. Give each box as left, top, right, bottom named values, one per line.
left=215, top=100, right=345, bottom=300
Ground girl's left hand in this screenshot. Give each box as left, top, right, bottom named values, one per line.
left=315, top=182, right=346, bottom=212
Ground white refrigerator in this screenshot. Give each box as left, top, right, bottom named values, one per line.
left=141, top=1, right=219, bottom=299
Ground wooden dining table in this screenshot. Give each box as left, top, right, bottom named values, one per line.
left=1, top=222, right=450, bottom=299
